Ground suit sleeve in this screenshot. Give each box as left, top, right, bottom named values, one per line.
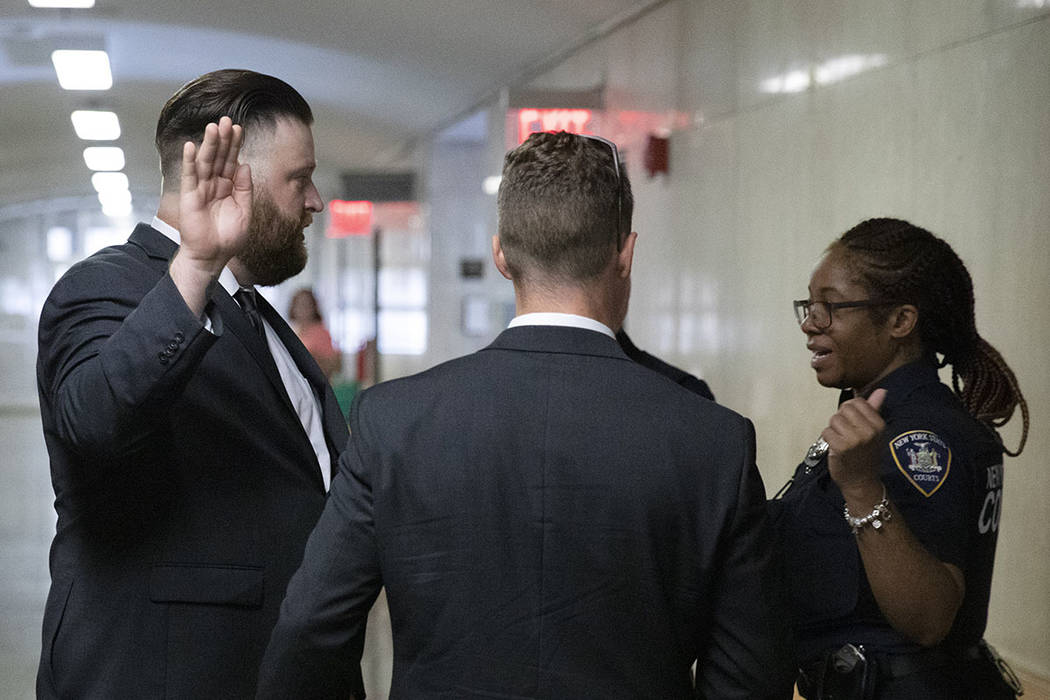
left=257, top=393, right=382, bottom=699
left=38, top=256, right=217, bottom=460
left=694, top=418, right=796, bottom=699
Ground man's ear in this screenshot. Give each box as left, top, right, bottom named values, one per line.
left=617, top=231, right=638, bottom=279
left=491, top=235, right=513, bottom=281
left=889, top=304, right=919, bottom=339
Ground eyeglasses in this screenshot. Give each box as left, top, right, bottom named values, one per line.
left=578, top=133, right=624, bottom=246
left=793, top=299, right=899, bottom=330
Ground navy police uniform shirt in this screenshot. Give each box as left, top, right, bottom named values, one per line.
left=770, top=360, right=1005, bottom=663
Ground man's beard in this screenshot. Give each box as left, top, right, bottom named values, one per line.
left=237, top=193, right=310, bottom=287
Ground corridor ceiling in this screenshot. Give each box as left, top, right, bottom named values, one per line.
left=0, top=0, right=662, bottom=208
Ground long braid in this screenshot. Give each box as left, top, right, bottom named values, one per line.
left=836, top=218, right=1029, bottom=456
left=953, top=338, right=1029, bottom=455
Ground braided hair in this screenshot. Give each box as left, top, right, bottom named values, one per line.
left=832, top=218, right=1029, bottom=455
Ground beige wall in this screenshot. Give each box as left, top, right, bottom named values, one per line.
left=511, top=0, right=1049, bottom=675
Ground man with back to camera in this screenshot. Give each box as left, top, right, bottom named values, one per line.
left=34, top=69, right=359, bottom=698
left=256, top=131, right=795, bottom=699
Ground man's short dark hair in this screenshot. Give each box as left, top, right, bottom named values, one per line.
left=155, top=69, right=313, bottom=186
left=497, top=131, right=634, bottom=284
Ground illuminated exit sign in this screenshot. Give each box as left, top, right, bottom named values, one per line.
left=517, top=108, right=594, bottom=144
left=327, top=200, right=373, bottom=237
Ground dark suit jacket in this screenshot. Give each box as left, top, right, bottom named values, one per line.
left=35, top=223, right=350, bottom=698
left=616, top=329, right=716, bottom=401
left=258, top=325, right=794, bottom=699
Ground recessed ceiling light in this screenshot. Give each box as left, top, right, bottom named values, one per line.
left=71, top=110, right=121, bottom=140
left=91, top=171, right=129, bottom=193
left=99, top=190, right=133, bottom=218
left=83, top=146, right=125, bottom=171
left=98, top=188, right=131, bottom=207
left=101, top=200, right=133, bottom=218
left=52, top=50, right=112, bottom=90
left=29, top=0, right=96, bottom=6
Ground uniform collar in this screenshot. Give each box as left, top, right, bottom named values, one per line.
left=838, top=359, right=941, bottom=408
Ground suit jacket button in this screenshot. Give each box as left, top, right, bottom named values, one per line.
left=174, top=332, right=185, bottom=343
left=167, top=342, right=179, bottom=352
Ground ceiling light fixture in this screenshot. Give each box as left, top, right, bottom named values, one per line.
left=52, top=50, right=112, bottom=90
left=99, top=190, right=133, bottom=218
left=71, top=110, right=121, bottom=140
left=29, top=0, right=96, bottom=6
left=83, top=146, right=125, bottom=171
left=91, top=171, right=129, bottom=193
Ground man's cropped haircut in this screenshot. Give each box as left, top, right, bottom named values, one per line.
left=155, top=69, right=313, bottom=186
left=497, top=131, right=633, bottom=283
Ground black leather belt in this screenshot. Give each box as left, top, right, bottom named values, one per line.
left=798, top=642, right=1015, bottom=700
left=799, top=643, right=984, bottom=685
left=876, top=644, right=983, bottom=679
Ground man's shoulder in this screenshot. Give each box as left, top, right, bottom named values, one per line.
left=46, top=251, right=146, bottom=314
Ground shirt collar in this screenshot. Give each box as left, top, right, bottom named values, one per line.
left=152, top=215, right=180, bottom=245
left=508, top=312, right=615, bottom=339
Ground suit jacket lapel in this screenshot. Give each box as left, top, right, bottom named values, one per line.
left=256, top=295, right=347, bottom=460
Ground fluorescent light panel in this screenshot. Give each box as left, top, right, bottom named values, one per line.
left=83, top=146, right=125, bottom=171
left=91, top=171, right=129, bottom=193
left=29, top=0, right=95, bottom=6
left=71, top=110, right=120, bottom=140
left=52, top=50, right=112, bottom=90
left=98, top=189, right=131, bottom=207
left=99, top=194, right=133, bottom=218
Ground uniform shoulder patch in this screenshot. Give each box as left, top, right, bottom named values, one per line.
left=889, top=430, right=952, bottom=497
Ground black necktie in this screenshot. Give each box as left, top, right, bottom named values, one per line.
left=234, top=286, right=266, bottom=339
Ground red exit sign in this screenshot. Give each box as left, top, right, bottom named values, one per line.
left=327, top=200, right=373, bottom=237
left=517, top=108, right=594, bottom=144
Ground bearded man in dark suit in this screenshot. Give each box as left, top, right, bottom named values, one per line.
left=258, top=131, right=793, bottom=699
left=35, top=70, right=355, bottom=698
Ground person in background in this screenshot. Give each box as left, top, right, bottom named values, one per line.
left=771, top=218, right=1029, bottom=698
left=34, top=70, right=354, bottom=698
left=289, top=287, right=342, bottom=379
left=256, top=131, right=794, bottom=699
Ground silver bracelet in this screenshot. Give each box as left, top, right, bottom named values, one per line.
left=843, top=486, right=892, bottom=535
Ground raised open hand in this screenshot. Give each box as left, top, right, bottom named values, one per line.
left=178, top=116, right=252, bottom=271
left=824, top=388, right=888, bottom=497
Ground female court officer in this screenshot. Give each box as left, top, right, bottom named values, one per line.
left=771, top=218, right=1029, bottom=698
